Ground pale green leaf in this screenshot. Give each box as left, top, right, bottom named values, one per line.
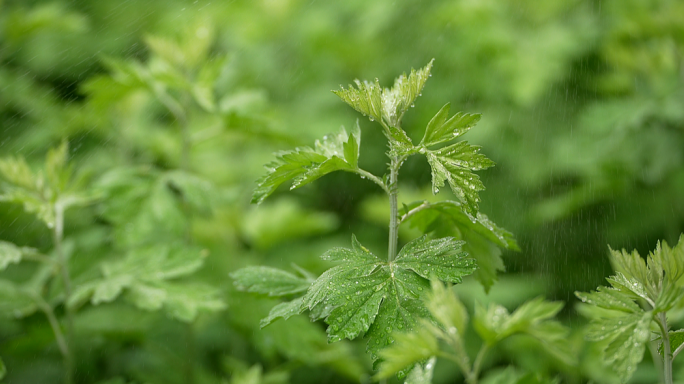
left=260, top=297, right=305, bottom=328
left=163, top=170, right=215, bottom=215
left=426, top=280, right=468, bottom=336
left=0, top=241, right=23, bottom=270
left=231, top=266, right=311, bottom=296
left=160, top=282, right=226, bottom=322
left=333, top=61, right=433, bottom=151
left=252, top=127, right=362, bottom=204
left=574, top=286, right=641, bottom=313
left=381, top=59, right=433, bottom=127
left=584, top=311, right=653, bottom=382
left=473, top=298, right=566, bottom=344
left=420, top=103, right=482, bottom=147
left=91, top=275, right=133, bottom=305
left=333, top=78, right=383, bottom=123
left=126, top=282, right=166, bottom=311
left=376, top=327, right=438, bottom=380
left=404, top=358, right=436, bottom=384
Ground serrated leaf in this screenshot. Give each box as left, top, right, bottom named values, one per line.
left=401, top=200, right=518, bottom=291
left=231, top=266, right=311, bottom=296
left=375, top=327, right=438, bottom=380
left=333, top=61, right=432, bottom=150
left=425, top=142, right=494, bottom=217
left=394, top=236, right=476, bottom=283
left=575, top=286, right=641, bottom=313
left=252, top=127, right=362, bottom=204
left=301, top=235, right=473, bottom=363
left=382, top=60, right=433, bottom=127
left=260, top=297, right=305, bottom=328
left=420, top=103, right=482, bottom=147
left=584, top=312, right=653, bottom=382
left=0, top=241, right=24, bottom=270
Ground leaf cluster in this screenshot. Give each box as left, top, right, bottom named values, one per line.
left=575, top=234, right=684, bottom=381
left=376, top=280, right=571, bottom=382
left=232, top=235, right=475, bottom=364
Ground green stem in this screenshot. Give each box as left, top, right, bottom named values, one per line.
left=352, top=168, right=389, bottom=194
left=658, top=312, right=673, bottom=384
left=53, top=202, right=74, bottom=384
left=468, top=344, right=489, bottom=384
left=34, top=295, right=71, bottom=384
left=185, top=322, right=196, bottom=384
left=398, top=201, right=430, bottom=225
left=388, top=157, right=399, bottom=262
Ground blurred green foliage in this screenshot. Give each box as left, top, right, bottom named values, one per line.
left=0, top=0, right=683, bottom=383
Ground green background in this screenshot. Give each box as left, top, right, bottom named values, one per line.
left=1, top=0, right=683, bottom=383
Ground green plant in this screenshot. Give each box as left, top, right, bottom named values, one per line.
left=231, top=61, right=519, bottom=378
left=375, top=280, right=573, bottom=383
left=576, top=234, right=684, bottom=383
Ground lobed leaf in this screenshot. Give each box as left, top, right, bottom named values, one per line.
left=400, top=200, right=519, bottom=291
left=299, top=235, right=474, bottom=364
left=420, top=103, right=482, bottom=147
left=252, top=126, right=363, bottom=204
left=425, top=142, right=494, bottom=218
left=575, top=286, right=641, bottom=314
left=231, top=266, right=311, bottom=297
left=394, top=236, right=476, bottom=283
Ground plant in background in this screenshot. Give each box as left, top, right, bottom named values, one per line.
left=576, top=235, right=684, bottom=384
left=0, top=142, right=93, bottom=384
left=232, top=61, right=519, bottom=378
left=376, top=280, right=573, bottom=384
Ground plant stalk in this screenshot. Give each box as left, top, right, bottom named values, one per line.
left=468, top=344, right=490, bottom=384
left=388, top=157, right=399, bottom=262
left=658, top=312, right=673, bottom=384
left=35, top=295, right=71, bottom=384
left=53, top=202, right=74, bottom=384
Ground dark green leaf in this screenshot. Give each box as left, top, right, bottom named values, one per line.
left=0, top=356, right=5, bottom=380
left=420, top=103, right=482, bottom=147
left=300, top=235, right=473, bottom=363
left=394, top=236, right=475, bottom=283
left=231, top=266, right=311, bottom=297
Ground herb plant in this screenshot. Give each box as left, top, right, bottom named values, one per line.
left=576, top=235, right=684, bottom=384
left=376, top=280, right=573, bottom=383
left=232, top=61, right=519, bottom=377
